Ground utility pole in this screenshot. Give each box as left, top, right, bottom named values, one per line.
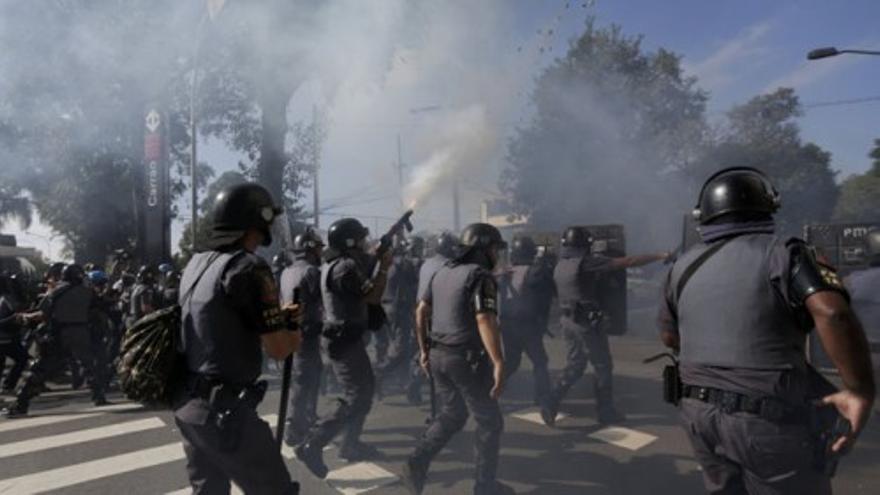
left=452, top=178, right=461, bottom=231
left=189, top=13, right=209, bottom=248
left=396, top=134, right=405, bottom=207
left=312, top=104, right=320, bottom=228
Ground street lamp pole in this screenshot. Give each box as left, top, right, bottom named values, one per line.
left=807, top=46, right=880, bottom=60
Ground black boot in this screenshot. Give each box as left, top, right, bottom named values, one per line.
left=540, top=395, right=559, bottom=428
left=401, top=456, right=428, bottom=495
left=595, top=382, right=625, bottom=425
left=294, top=441, right=328, bottom=479
left=2, top=400, right=29, bottom=418
left=339, top=441, right=383, bottom=462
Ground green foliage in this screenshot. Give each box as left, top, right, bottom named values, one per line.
left=833, top=139, right=880, bottom=223
left=501, top=20, right=709, bottom=246
left=702, top=88, right=838, bottom=233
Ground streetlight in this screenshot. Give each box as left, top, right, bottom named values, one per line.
left=807, top=46, right=880, bottom=60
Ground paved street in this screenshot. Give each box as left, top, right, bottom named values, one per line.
left=1, top=335, right=878, bottom=494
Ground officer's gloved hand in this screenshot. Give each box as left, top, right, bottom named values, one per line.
left=281, top=303, right=304, bottom=328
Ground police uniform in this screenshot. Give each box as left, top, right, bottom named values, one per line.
left=174, top=250, right=299, bottom=494
left=128, top=282, right=157, bottom=326
left=297, top=251, right=377, bottom=471
left=376, top=253, right=420, bottom=392
left=9, top=281, right=107, bottom=412
left=0, top=295, right=27, bottom=392
left=544, top=247, right=621, bottom=423
left=279, top=255, right=324, bottom=445
left=498, top=260, right=554, bottom=406
left=658, top=221, right=847, bottom=494
left=408, top=260, right=505, bottom=491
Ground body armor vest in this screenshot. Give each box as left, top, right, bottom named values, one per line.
left=430, top=263, right=482, bottom=347
left=280, top=259, right=323, bottom=337
left=180, top=251, right=262, bottom=384
left=321, top=257, right=369, bottom=332
left=670, top=233, right=806, bottom=370
left=554, top=252, right=601, bottom=310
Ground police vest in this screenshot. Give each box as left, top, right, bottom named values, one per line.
left=430, top=262, right=483, bottom=347
left=670, top=233, right=805, bottom=370
left=554, top=251, right=601, bottom=309
left=321, top=257, right=369, bottom=332
left=847, top=267, right=880, bottom=333
left=179, top=251, right=263, bottom=385
left=500, top=264, right=536, bottom=321
left=50, top=283, right=92, bottom=328
left=280, top=259, right=323, bottom=336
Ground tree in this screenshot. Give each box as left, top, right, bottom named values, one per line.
left=702, top=88, right=839, bottom=233
left=501, top=20, right=709, bottom=248
left=833, top=139, right=880, bottom=223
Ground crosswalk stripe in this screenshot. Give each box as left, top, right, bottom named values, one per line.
left=327, top=462, right=398, bottom=495
left=511, top=409, right=568, bottom=425
left=588, top=426, right=658, bottom=451
left=0, top=417, right=166, bottom=460
left=0, top=412, right=101, bottom=434
left=0, top=442, right=186, bottom=494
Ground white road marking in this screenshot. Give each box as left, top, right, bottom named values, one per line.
left=0, top=442, right=186, bottom=494
left=327, top=462, right=398, bottom=495
left=0, top=412, right=101, bottom=434
left=85, top=402, right=144, bottom=413
left=0, top=417, right=166, bottom=460
left=511, top=410, right=568, bottom=425
left=588, top=426, right=658, bottom=451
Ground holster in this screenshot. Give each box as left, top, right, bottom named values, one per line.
left=663, top=363, right=683, bottom=406
left=199, top=379, right=267, bottom=452
left=805, top=365, right=849, bottom=477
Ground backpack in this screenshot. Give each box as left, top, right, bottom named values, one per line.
left=116, top=253, right=221, bottom=406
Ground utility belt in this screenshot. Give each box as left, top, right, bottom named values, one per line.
left=560, top=301, right=606, bottom=329
left=430, top=339, right=488, bottom=374
left=682, top=385, right=807, bottom=423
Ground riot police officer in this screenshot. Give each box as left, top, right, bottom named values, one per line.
left=402, top=223, right=514, bottom=495
left=280, top=228, right=325, bottom=447
left=658, top=167, right=875, bottom=494
left=174, top=182, right=301, bottom=494
left=375, top=236, right=421, bottom=399
left=498, top=236, right=555, bottom=407
left=845, top=230, right=880, bottom=361
left=541, top=226, right=668, bottom=426
left=0, top=274, right=27, bottom=394
left=127, top=265, right=158, bottom=327
left=4, top=264, right=108, bottom=417
left=295, top=217, right=392, bottom=479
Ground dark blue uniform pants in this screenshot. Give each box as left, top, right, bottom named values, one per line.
left=0, top=340, right=28, bottom=391
left=15, top=328, right=106, bottom=405
left=501, top=320, right=551, bottom=406
left=549, top=317, right=614, bottom=407
left=410, top=346, right=503, bottom=484
left=680, top=399, right=831, bottom=495
left=176, top=410, right=298, bottom=494
left=285, top=334, right=323, bottom=441
left=307, top=338, right=375, bottom=449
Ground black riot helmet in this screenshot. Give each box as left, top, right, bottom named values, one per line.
left=435, top=231, right=458, bottom=258
left=272, top=252, right=290, bottom=269
left=692, top=167, right=780, bottom=225
left=866, top=230, right=880, bottom=267
left=327, top=218, right=370, bottom=251
left=561, top=226, right=593, bottom=250
left=209, top=182, right=282, bottom=248
left=293, top=228, right=324, bottom=253
left=61, top=264, right=86, bottom=285
left=137, top=265, right=156, bottom=284
left=510, top=236, right=538, bottom=264
left=46, top=262, right=66, bottom=283
left=459, top=223, right=507, bottom=269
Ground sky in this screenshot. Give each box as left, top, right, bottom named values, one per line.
left=8, top=0, right=880, bottom=260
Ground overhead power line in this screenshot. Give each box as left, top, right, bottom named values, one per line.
left=804, top=95, right=880, bottom=109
